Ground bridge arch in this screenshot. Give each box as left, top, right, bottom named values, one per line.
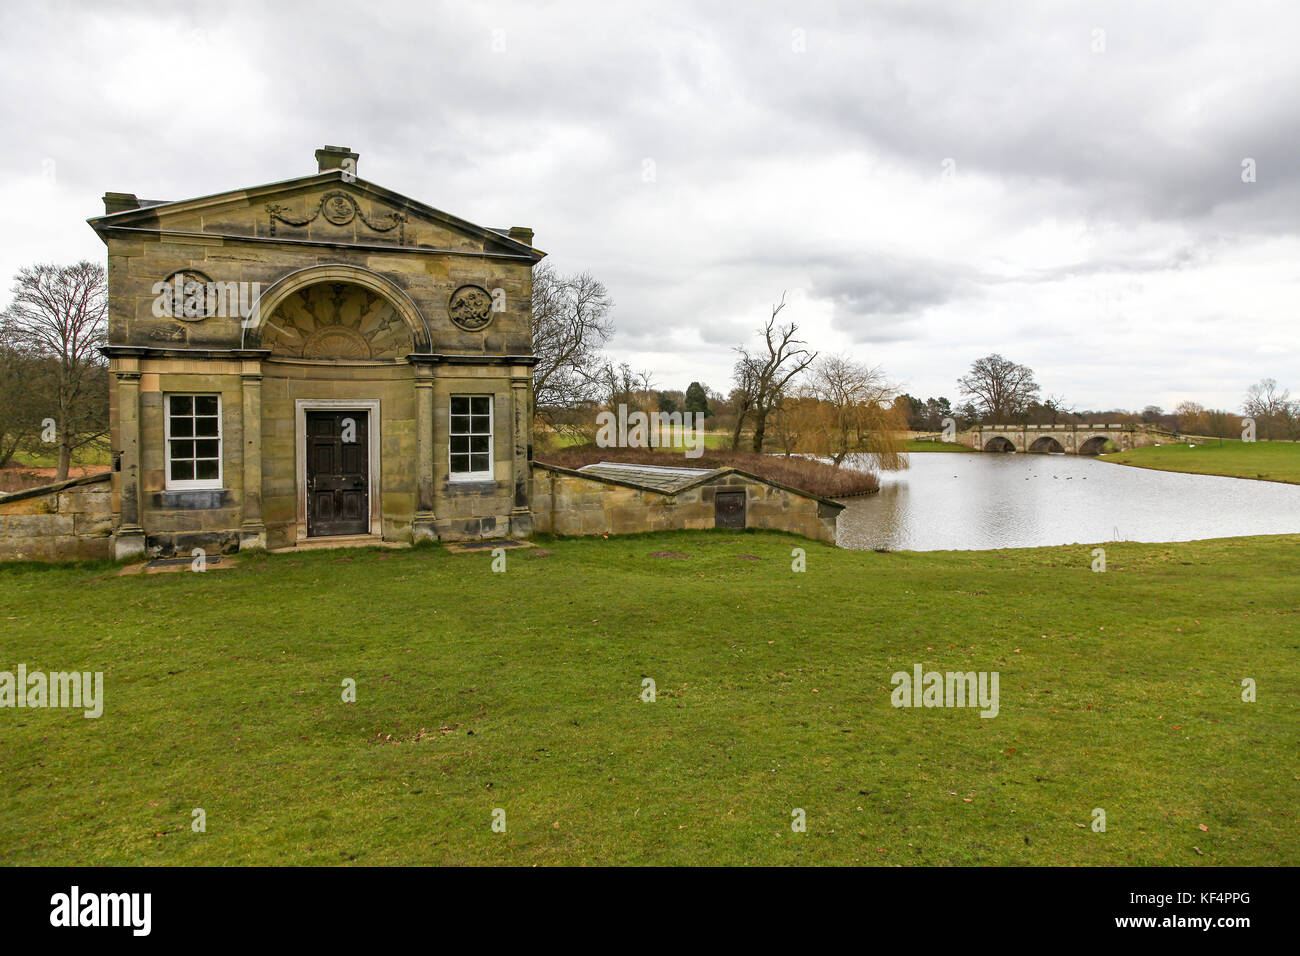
left=1078, top=435, right=1118, bottom=456
left=1028, top=436, right=1065, bottom=454
left=984, top=436, right=1017, bottom=453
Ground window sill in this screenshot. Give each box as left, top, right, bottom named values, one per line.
left=444, top=478, right=498, bottom=495
left=153, top=489, right=231, bottom=510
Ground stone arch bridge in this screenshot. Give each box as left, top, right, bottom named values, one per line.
left=954, top=423, right=1163, bottom=455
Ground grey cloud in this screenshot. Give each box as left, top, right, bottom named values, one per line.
left=0, top=0, right=1296, bottom=411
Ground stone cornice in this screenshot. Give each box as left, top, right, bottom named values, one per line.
left=101, top=345, right=537, bottom=367
left=101, top=346, right=272, bottom=360
left=93, top=225, right=541, bottom=262
left=406, top=353, right=539, bottom=367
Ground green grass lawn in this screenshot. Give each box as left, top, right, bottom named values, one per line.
left=906, top=439, right=972, bottom=453
left=6, top=445, right=112, bottom=469
left=1100, top=440, right=1300, bottom=484
left=2, top=531, right=1296, bottom=866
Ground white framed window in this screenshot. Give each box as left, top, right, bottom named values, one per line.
left=165, top=394, right=223, bottom=490
left=449, top=395, right=493, bottom=480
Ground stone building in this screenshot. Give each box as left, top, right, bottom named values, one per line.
left=90, top=146, right=542, bottom=559
left=532, top=461, right=843, bottom=543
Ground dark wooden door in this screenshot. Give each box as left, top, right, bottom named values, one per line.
left=306, top=411, right=369, bottom=537
left=715, top=491, right=746, bottom=529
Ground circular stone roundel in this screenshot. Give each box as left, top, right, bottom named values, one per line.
left=448, top=285, right=494, bottom=331
left=322, top=192, right=356, bottom=225
left=160, top=270, right=215, bottom=321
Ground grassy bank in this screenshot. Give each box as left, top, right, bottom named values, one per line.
left=6, top=446, right=112, bottom=469
left=2, top=531, right=1296, bottom=866
left=1100, top=440, right=1300, bottom=484
left=906, top=439, right=972, bottom=453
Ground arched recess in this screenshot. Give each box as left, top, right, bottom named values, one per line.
left=984, top=436, right=1017, bottom=452
left=1078, top=435, right=1118, bottom=455
left=243, top=263, right=431, bottom=353
left=1029, top=436, right=1065, bottom=454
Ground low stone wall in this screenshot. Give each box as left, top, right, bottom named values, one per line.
left=532, top=465, right=841, bottom=543
left=0, top=473, right=115, bottom=562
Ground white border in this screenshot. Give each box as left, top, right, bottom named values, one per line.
left=448, top=394, right=494, bottom=482
left=164, top=393, right=223, bottom=490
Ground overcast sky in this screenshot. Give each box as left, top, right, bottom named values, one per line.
left=2, top=0, right=1296, bottom=412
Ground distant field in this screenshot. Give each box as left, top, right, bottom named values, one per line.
left=906, top=439, right=971, bottom=453
left=7, top=446, right=112, bottom=469
left=1100, top=440, right=1300, bottom=484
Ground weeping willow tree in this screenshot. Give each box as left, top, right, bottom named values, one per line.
left=796, top=353, right=909, bottom=469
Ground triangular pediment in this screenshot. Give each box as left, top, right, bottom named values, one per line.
left=88, top=170, right=542, bottom=260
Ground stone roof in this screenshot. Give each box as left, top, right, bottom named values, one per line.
left=89, top=169, right=544, bottom=262
left=577, top=461, right=721, bottom=493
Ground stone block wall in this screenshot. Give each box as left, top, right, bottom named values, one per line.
left=531, top=466, right=840, bottom=543
left=0, top=474, right=114, bottom=562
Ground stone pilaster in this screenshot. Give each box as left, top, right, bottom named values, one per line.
left=412, top=366, right=437, bottom=543
left=509, top=371, right=533, bottom=538
left=113, top=363, right=146, bottom=560
left=239, top=359, right=267, bottom=550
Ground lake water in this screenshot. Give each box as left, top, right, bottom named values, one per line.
left=835, top=452, right=1300, bottom=551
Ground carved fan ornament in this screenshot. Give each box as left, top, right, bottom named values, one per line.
left=259, top=283, right=410, bottom=360
left=448, top=284, right=494, bottom=331
left=266, top=190, right=406, bottom=243
left=303, top=326, right=371, bottom=359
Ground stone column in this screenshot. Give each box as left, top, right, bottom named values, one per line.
left=412, top=365, right=437, bottom=544
left=113, top=363, right=146, bottom=560
left=239, top=359, right=267, bottom=550
left=509, top=371, right=533, bottom=537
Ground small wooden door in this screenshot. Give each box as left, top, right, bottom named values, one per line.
left=306, top=411, right=369, bottom=537
left=715, top=491, right=746, bottom=529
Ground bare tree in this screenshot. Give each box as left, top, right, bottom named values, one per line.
left=728, top=364, right=759, bottom=451
left=531, top=263, right=615, bottom=440
left=1040, top=393, right=1074, bottom=425
left=767, top=391, right=804, bottom=456
left=1174, top=400, right=1208, bottom=435
left=731, top=293, right=818, bottom=452
left=597, top=361, right=655, bottom=412
left=1244, top=378, right=1297, bottom=440
left=0, top=316, right=52, bottom=468
left=1, top=262, right=109, bottom=478
left=806, top=353, right=907, bottom=468
left=957, top=353, right=1040, bottom=422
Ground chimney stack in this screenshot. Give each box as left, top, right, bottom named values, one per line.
left=315, top=145, right=358, bottom=175
left=103, top=192, right=140, bottom=215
